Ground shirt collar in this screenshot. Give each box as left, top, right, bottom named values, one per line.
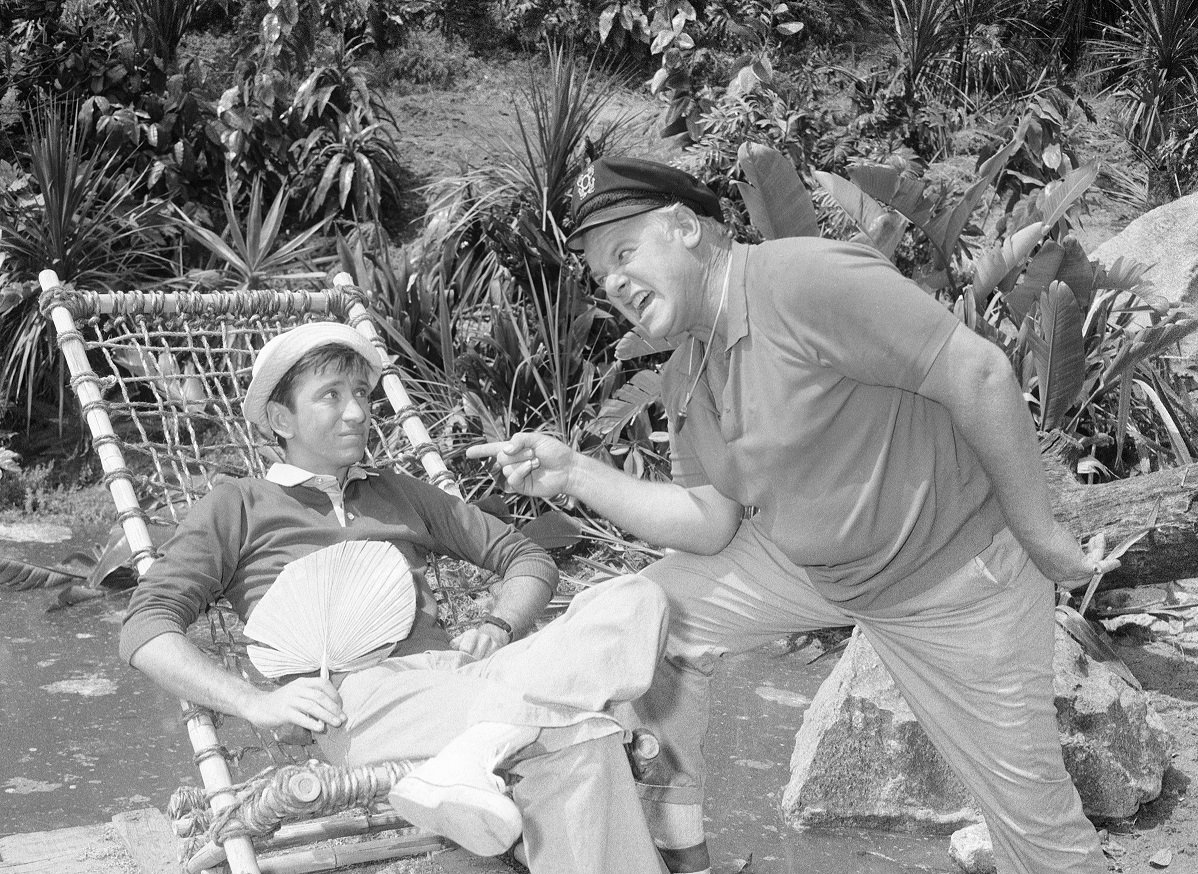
left=265, top=462, right=375, bottom=489
left=723, top=242, right=750, bottom=353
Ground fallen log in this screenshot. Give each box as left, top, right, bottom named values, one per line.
left=1046, top=457, right=1198, bottom=589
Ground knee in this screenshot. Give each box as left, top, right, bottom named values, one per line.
left=601, top=573, right=669, bottom=621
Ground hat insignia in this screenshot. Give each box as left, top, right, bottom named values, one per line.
left=576, top=166, right=595, bottom=199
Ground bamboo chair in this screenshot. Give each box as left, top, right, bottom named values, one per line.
left=39, top=269, right=463, bottom=874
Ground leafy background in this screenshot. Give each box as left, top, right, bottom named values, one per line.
left=2, top=0, right=1197, bottom=548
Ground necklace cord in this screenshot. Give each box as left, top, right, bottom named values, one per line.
left=678, top=251, right=734, bottom=424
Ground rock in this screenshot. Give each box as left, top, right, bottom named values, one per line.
left=949, top=822, right=996, bottom=874
left=1149, top=847, right=1173, bottom=868
left=781, top=630, right=982, bottom=834
left=1054, top=621, right=1173, bottom=818
left=782, top=623, right=1172, bottom=832
left=1089, top=192, right=1198, bottom=348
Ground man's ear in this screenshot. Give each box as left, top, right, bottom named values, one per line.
left=674, top=205, right=704, bottom=249
left=266, top=400, right=294, bottom=440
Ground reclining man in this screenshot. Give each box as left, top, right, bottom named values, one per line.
left=119, top=322, right=671, bottom=873
left=472, top=156, right=1120, bottom=874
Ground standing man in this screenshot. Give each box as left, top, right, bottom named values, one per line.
left=470, top=156, right=1118, bottom=874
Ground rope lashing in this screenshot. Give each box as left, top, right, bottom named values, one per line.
left=184, top=759, right=417, bottom=847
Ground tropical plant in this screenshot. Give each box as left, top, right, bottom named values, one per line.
left=0, top=103, right=172, bottom=425
left=168, top=174, right=330, bottom=288
left=1089, top=0, right=1198, bottom=200
left=117, top=0, right=198, bottom=66
left=736, top=142, right=1198, bottom=474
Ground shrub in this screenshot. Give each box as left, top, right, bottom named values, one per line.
left=0, top=103, right=173, bottom=421
left=365, top=26, right=479, bottom=90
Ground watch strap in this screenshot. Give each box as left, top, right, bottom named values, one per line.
left=480, top=613, right=513, bottom=639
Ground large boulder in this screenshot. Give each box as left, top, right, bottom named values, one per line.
left=1089, top=192, right=1198, bottom=328
left=1055, top=618, right=1173, bottom=818
left=781, top=624, right=1172, bottom=832
left=781, top=630, right=982, bottom=833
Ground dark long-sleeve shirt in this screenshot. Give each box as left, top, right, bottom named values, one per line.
left=119, top=467, right=557, bottom=664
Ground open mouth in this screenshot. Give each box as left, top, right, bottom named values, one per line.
left=630, top=289, right=653, bottom=318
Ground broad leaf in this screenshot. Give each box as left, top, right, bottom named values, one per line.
left=1094, top=254, right=1152, bottom=293
left=1039, top=162, right=1098, bottom=230
left=1056, top=236, right=1096, bottom=312
left=849, top=164, right=934, bottom=227
left=0, top=557, right=85, bottom=590
left=972, top=222, right=1045, bottom=301
left=1104, top=316, right=1198, bottom=385
left=615, top=331, right=682, bottom=360
left=735, top=143, right=818, bottom=239
left=586, top=369, right=663, bottom=438
left=1034, top=281, right=1085, bottom=430
left=521, top=510, right=584, bottom=550
left=1004, top=240, right=1064, bottom=325
left=814, top=171, right=905, bottom=257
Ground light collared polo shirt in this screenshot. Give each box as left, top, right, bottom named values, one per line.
left=265, top=462, right=373, bottom=526
left=663, top=237, right=1003, bottom=609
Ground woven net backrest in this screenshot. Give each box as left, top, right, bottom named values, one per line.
left=40, top=279, right=460, bottom=564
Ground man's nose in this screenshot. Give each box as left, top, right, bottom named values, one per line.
left=343, top=398, right=368, bottom=422
left=603, top=273, right=628, bottom=300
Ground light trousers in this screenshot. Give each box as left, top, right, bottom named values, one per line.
left=634, top=520, right=1107, bottom=874
left=317, top=574, right=670, bottom=874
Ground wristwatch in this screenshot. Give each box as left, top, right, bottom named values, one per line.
left=480, top=613, right=513, bottom=641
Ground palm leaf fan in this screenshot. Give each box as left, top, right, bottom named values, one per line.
left=244, top=541, right=416, bottom=678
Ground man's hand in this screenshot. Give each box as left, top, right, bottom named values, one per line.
left=467, top=433, right=574, bottom=498
left=452, top=623, right=510, bottom=660
left=239, top=677, right=345, bottom=734
left=1025, top=523, right=1121, bottom=589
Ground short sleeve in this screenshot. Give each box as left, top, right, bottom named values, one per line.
left=765, top=240, right=959, bottom=392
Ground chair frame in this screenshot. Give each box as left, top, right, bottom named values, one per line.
left=39, top=269, right=461, bottom=874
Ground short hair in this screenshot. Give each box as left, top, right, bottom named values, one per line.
left=267, top=344, right=373, bottom=444
left=654, top=202, right=732, bottom=242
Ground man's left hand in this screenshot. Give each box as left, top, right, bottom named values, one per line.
left=453, top=623, right=510, bottom=660
left=1024, top=522, right=1121, bottom=589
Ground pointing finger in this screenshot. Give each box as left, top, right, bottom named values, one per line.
left=466, top=441, right=511, bottom=460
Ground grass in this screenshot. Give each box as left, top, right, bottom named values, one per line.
left=0, top=459, right=115, bottom=528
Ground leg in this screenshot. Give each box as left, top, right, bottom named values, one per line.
left=463, top=573, right=670, bottom=722
left=857, top=528, right=1105, bottom=874
left=635, top=520, right=851, bottom=870
left=510, top=734, right=668, bottom=874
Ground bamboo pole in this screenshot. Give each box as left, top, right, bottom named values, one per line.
left=332, top=272, right=462, bottom=498
left=88, top=290, right=335, bottom=316
left=40, top=270, right=264, bottom=874
left=256, top=833, right=444, bottom=874
left=185, top=813, right=433, bottom=873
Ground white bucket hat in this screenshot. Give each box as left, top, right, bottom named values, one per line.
left=243, top=322, right=384, bottom=435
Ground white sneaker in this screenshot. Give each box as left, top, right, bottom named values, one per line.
left=388, top=757, right=522, bottom=856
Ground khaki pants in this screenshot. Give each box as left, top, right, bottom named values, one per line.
left=635, top=521, right=1106, bottom=874
left=317, top=574, right=670, bottom=874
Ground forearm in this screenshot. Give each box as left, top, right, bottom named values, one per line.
left=489, top=573, right=553, bottom=639
left=566, top=452, right=740, bottom=553
left=129, top=631, right=262, bottom=720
